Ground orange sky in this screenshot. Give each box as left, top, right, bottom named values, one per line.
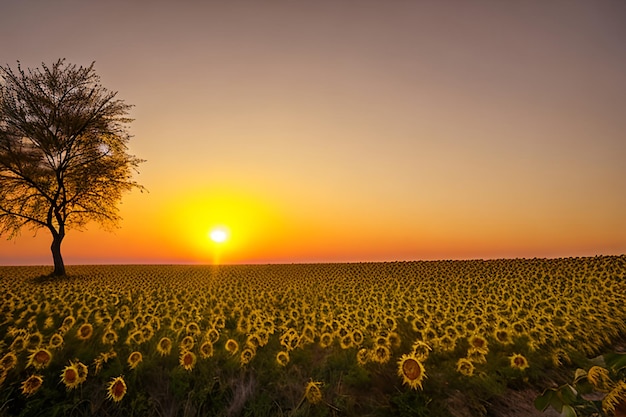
left=1, top=1, right=625, bottom=265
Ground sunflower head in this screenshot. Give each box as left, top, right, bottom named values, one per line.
left=339, top=334, right=353, bottom=350
left=21, top=374, right=43, bottom=396
left=48, top=333, right=64, bottom=350
left=397, top=353, right=426, bottom=390
left=304, top=380, right=323, bottom=404
left=199, top=341, right=214, bottom=359
left=468, top=335, right=489, bottom=354
left=61, top=316, right=76, bottom=332
left=27, top=332, right=44, bottom=348
left=225, top=339, right=239, bottom=355
left=60, top=364, right=81, bottom=390
left=411, top=340, right=432, bottom=361
left=240, top=348, right=255, bottom=366
left=372, top=345, right=391, bottom=364
left=27, top=348, right=52, bottom=369
left=107, top=376, right=127, bottom=402
left=509, top=353, right=529, bottom=371
left=186, top=322, right=201, bottom=336
left=10, top=336, right=26, bottom=352
left=180, top=335, right=195, bottom=351
left=76, top=323, right=94, bottom=341
left=587, top=366, right=613, bottom=392
left=157, top=337, right=173, bottom=356
left=602, top=380, right=626, bottom=416
left=179, top=350, right=197, bottom=371
left=456, top=358, right=475, bottom=377
left=276, top=351, right=290, bottom=367
left=101, top=328, right=119, bottom=345
left=206, top=328, right=220, bottom=344
left=0, top=352, right=18, bottom=371
left=319, top=333, right=333, bottom=348
left=127, top=351, right=143, bottom=370
left=356, top=348, right=370, bottom=366
left=495, top=329, right=512, bottom=345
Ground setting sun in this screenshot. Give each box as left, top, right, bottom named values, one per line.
left=209, top=228, right=229, bottom=244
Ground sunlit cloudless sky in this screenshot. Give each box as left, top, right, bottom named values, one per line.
left=1, top=0, right=625, bottom=265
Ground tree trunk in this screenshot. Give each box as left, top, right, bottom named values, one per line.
left=51, top=233, right=66, bottom=276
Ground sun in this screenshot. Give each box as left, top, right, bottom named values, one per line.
left=209, top=227, right=229, bottom=243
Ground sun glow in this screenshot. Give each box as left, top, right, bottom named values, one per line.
left=209, top=228, right=229, bottom=243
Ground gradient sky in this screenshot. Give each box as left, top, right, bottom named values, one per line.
left=1, top=0, right=625, bottom=265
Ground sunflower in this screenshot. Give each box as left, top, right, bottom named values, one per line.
left=194, top=340, right=212, bottom=359
left=467, top=335, right=489, bottom=354
left=107, top=376, right=127, bottom=402
left=339, top=334, right=353, bottom=350
left=76, top=323, right=94, bottom=341
left=206, top=328, right=220, bottom=344
left=127, top=351, right=143, bottom=370
left=240, top=348, right=255, bottom=366
left=157, top=337, right=172, bottom=356
left=10, top=336, right=26, bottom=352
left=387, top=332, right=402, bottom=349
left=93, top=350, right=117, bottom=375
left=179, top=350, right=196, bottom=371
left=48, top=333, right=64, bottom=350
left=27, top=348, right=52, bottom=369
left=437, top=335, right=456, bottom=351
left=125, top=330, right=144, bottom=345
left=60, top=363, right=81, bottom=389
left=180, top=335, right=195, bottom=351
left=587, top=366, right=613, bottom=392
left=509, top=353, right=529, bottom=371
left=351, top=329, right=364, bottom=346
left=495, top=329, right=512, bottom=345
left=304, top=380, right=323, bottom=404
left=397, top=353, right=426, bottom=390
left=372, top=345, right=391, bottom=364
left=276, top=351, right=290, bottom=367
left=319, top=333, right=333, bottom=348
left=411, top=341, right=432, bottom=361
left=27, top=331, right=44, bottom=348
left=0, top=352, right=18, bottom=371
left=356, top=348, right=370, bottom=366
left=186, top=322, right=201, bottom=336
left=101, top=328, right=118, bottom=345
left=60, top=316, right=76, bottom=333
left=456, top=358, right=475, bottom=377
left=301, top=325, right=316, bottom=344
left=225, top=339, right=239, bottom=355
left=75, top=361, right=88, bottom=383
left=21, top=374, right=43, bottom=396
left=44, top=316, right=55, bottom=329
left=245, top=334, right=261, bottom=350
left=602, top=380, right=626, bottom=416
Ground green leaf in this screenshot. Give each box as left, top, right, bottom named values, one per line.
left=575, top=379, right=595, bottom=395
left=560, top=404, right=577, bottom=417
left=604, top=352, right=626, bottom=371
left=551, top=391, right=565, bottom=413
left=560, top=385, right=578, bottom=404
left=535, top=389, right=555, bottom=411
left=573, top=368, right=587, bottom=383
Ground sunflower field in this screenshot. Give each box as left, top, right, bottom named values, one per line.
left=0, top=256, right=625, bottom=416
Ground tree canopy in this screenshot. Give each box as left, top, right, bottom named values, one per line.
left=0, top=59, right=144, bottom=275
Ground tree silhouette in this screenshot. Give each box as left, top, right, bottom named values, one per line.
left=0, top=59, right=144, bottom=276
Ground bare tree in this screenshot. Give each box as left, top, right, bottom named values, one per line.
left=0, top=59, right=145, bottom=276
